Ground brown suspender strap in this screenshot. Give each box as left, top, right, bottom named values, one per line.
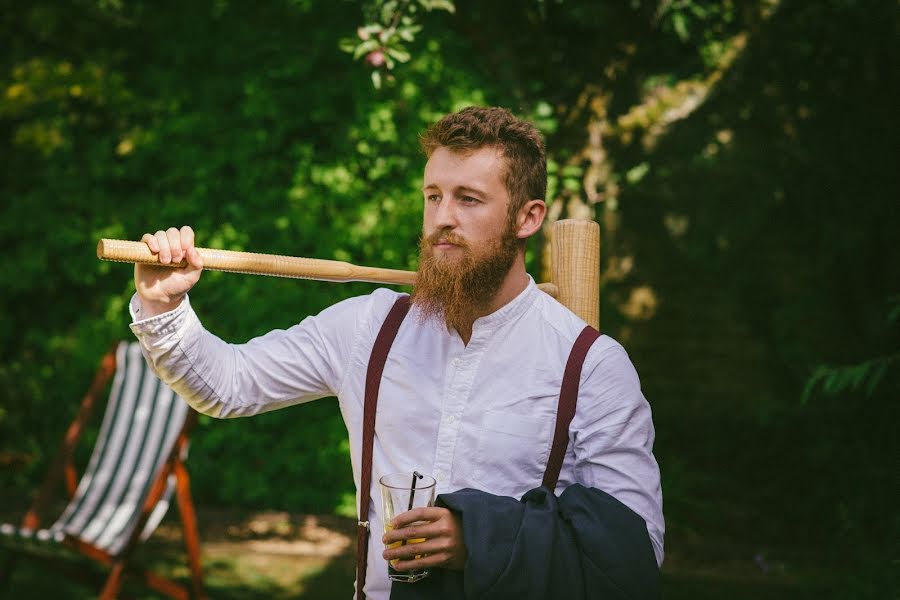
left=356, top=306, right=596, bottom=597
left=542, top=325, right=601, bottom=491
left=356, top=295, right=411, bottom=600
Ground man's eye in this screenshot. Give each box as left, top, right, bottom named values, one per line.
left=426, top=194, right=441, bottom=202
left=461, top=196, right=480, bottom=204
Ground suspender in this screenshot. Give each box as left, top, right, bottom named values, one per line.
left=357, top=295, right=411, bottom=600
left=542, top=325, right=601, bottom=490
left=355, top=294, right=599, bottom=598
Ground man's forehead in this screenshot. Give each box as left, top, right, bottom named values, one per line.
left=431, top=144, right=504, bottom=161
left=423, top=146, right=507, bottom=184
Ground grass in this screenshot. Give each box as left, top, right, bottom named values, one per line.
left=3, top=503, right=882, bottom=599
left=1, top=508, right=358, bottom=599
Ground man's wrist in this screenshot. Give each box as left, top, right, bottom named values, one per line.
left=137, top=295, right=184, bottom=319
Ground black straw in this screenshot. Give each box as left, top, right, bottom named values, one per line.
left=407, top=471, right=424, bottom=511
left=400, top=471, right=424, bottom=548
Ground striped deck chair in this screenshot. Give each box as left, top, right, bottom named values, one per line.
left=0, top=342, right=206, bottom=600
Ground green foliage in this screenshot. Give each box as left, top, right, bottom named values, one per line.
left=340, top=0, right=456, bottom=88
left=0, top=0, right=485, bottom=512
left=0, top=1, right=896, bottom=596
left=803, top=355, right=898, bottom=400
left=803, top=296, right=900, bottom=401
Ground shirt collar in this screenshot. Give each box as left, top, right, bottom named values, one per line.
left=471, top=275, right=539, bottom=333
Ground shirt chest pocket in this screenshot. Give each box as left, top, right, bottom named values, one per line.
left=471, top=409, right=553, bottom=496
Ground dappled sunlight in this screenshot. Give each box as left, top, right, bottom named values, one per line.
left=617, top=285, right=660, bottom=321
left=617, top=31, right=750, bottom=152
left=2, top=58, right=131, bottom=157
left=664, top=213, right=690, bottom=239
left=229, top=513, right=352, bottom=558
left=601, top=254, right=635, bottom=284
left=150, top=507, right=356, bottom=597
left=2, top=1, right=894, bottom=597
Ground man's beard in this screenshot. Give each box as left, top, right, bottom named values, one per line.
left=412, top=221, right=520, bottom=334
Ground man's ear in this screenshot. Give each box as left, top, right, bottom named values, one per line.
left=516, top=199, right=547, bottom=239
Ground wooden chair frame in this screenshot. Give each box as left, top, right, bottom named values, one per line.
left=0, top=343, right=207, bottom=600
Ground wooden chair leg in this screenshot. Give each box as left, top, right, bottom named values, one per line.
left=100, top=559, right=126, bottom=600
left=174, top=460, right=206, bottom=600
left=140, top=570, right=189, bottom=600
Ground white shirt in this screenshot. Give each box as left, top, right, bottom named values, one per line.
left=129, top=278, right=664, bottom=599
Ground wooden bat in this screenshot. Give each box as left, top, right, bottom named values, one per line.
left=97, top=219, right=600, bottom=328
left=550, top=219, right=600, bottom=331
left=97, top=238, right=418, bottom=286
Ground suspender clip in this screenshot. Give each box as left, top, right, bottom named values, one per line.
left=357, top=520, right=369, bottom=530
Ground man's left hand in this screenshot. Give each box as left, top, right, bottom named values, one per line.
left=382, top=506, right=467, bottom=571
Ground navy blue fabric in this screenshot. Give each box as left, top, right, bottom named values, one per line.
left=389, top=484, right=659, bottom=600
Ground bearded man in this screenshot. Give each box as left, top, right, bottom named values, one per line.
left=130, top=107, right=664, bottom=599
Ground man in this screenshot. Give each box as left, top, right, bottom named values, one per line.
left=130, top=106, right=664, bottom=599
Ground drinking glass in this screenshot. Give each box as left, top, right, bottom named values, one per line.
left=379, top=471, right=437, bottom=583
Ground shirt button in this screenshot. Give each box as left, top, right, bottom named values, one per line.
left=446, top=415, right=456, bottom=424
left=451, top=358, right=460, bottom=366
left=434, top=470, right=445, bottom=481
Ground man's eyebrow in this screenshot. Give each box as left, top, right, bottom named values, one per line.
left=456, top=185, right=488, bottom=197
left=421, top=184, right=489, bottom=197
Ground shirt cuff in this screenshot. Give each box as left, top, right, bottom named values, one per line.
left=129, top=293, right=192, bottom=337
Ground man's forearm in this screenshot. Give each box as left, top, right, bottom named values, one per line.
left=129, top=293, right=341, bottom=418
left=130, top=293, right=240, bottom=417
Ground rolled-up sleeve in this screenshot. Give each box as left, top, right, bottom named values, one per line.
left=129, top=293, right=366, bottom=418
left=570, top=342, right=665, bottom=566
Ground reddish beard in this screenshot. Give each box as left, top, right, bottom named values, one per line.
left=412, top=222, right=520, bottom=333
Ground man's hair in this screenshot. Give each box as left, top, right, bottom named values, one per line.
left=420, top=106, right=547, bottom=216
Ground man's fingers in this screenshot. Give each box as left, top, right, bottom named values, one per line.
left=141, top=233, right=159, bottom=253
left=180, top=226, right=202, bottom=270
left=154, top=230, right=171, bottom=264
left=382, top=521, right=443, bottom=545
left=383, top=541, right=436, bottom=567
left=383, top=524, right=455, bottom=558
left=180, top=225, right=195, bottom=250
left=383, top=509, right=452, bottom=545
left=390, top=507, right=445, bottom=529
left=186, top=246, right=204, bottom=270
left=383, top=536, right=449, bottom=561
left=166, top=227, right=183, bottom=263
left=142, top=227, right=199, bottom=268
left=392, top=552, right=448, bottom=572
left=382, top=507, right=464, bottom=572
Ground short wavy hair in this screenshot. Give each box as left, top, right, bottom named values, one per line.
left=420, top=106, right=547, bottom=216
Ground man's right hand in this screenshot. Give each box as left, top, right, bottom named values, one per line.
left=134, top=226, right=204, bottom=319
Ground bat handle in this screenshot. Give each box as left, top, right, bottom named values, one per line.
left=98, top=239, right=183, bottom=266
left=97, top=238, right=419, bottom=285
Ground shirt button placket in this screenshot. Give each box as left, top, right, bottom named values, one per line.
left=434, top=356, right=467, bottom=487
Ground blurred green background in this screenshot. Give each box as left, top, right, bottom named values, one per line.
left=1, top=0, right=896, bottom=598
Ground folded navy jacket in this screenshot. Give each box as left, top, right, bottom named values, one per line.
left=390, top=484, right=660, bottom=600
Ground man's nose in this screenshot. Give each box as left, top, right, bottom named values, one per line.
left=433, top=198, right=458, bottom=229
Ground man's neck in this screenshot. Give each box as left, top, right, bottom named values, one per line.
left=456, top=256, right=529, bottom=345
